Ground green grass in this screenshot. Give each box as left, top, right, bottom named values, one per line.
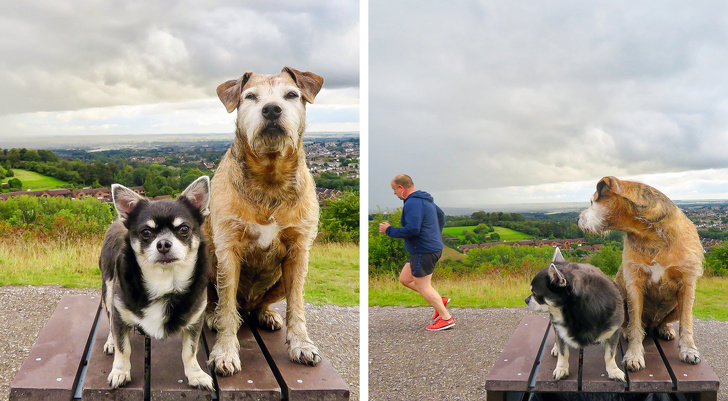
left=2, top=169, right=69, bottom=191
left=0, top=235, right=359, bottom=307
left=369, top=275, right=728, bottom=321
left=492, top=226, right=533, bottom=241
left=442, top=225, right=532, bottom=241
left=305, top=242, right=359, bottom=306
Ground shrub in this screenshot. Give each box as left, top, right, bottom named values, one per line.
left=318, top=191, right=359, bottom=243
left=368, top=208, right=408, bottom=276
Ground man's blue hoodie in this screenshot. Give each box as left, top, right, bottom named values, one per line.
left=385, top=190, right=445, bottom=254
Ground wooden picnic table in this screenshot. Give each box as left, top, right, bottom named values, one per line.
left=10, top=294, right=350, bottom=401
left=486, top=315, right=720, bottom=401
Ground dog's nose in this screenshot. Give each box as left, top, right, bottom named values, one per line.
left=262, top=103, right=282, bottom=120
left=525, top=295, right=531, bottom=305
left=157, top=239, right=172, bottom=254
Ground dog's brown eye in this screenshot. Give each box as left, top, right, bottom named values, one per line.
left=285, top=91, right=299, bottom=100
left=141, top=228, right=152, bottom=239
left=178, top=225, right=190, bottom=235
left=244, top=93, right=256, bottom=100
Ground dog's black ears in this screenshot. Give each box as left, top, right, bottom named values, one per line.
left=217, top=72, right=253, bottom=113
left=548, top=263, right=568, bottom=287
left=596, top=176, right=621, bottom=199
left=179, top=176, right=211, bottom=217
left=282, top=67, right=324, bottom=104
left=112, top=184, right=146, bottom=221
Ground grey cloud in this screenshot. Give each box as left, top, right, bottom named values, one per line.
left=0, top=0, right=358, bottom=115
left=370, top=0, right=728, bottom=208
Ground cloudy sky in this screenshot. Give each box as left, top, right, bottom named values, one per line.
left=0, top=1, right=359, bottom=140
left=369, top=1, right=728, bottom=211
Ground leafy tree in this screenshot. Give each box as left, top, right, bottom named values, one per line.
left=490, top=232, right=501, bottom=241
left=8, top=177, right=22, bottom=190
left=319, top=191, right=359, bottom=243
left=705, top=242, right=728, bottom=276
left=369, top=208, right=408, bottom=276
left=589, top=245, right=622, bottom=276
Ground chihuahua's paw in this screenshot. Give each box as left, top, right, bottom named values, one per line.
left=107, top=368, right=131, bottom=388
left=103, top=340, right=115, bottom=355
left=553, top=366, right=569, bottom=380
left=187, top=370, right=215, bottom=392
left=608, top=367, right=626, bottom=382
left=550, top=342, right=559, bottom=357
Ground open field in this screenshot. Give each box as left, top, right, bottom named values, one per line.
left=493, top=226, right=533, bottom=241
left=0, top=235, right=359, bottom=306
left=2, top=169, right=69, bottom=191
left=443, top=225, right=532, bottom=241
left=369, top=275, right=728, bottom=321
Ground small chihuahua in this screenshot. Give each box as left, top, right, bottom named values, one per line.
left=526, top=248, right=625, bottom=382
left=99, top=176, right=214, bottom=391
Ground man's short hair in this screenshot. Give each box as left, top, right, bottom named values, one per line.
left=392, top=174, right=414, bottom=189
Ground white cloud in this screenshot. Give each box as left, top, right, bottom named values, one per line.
left=370, top=0, right=728, bottom=210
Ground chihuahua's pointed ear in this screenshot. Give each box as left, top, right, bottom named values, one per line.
left=552, top=247, right=566, bottom=264
left=179, top=176, right=210, bottom=217
left=112, top=184, right=145, bottom=221
left=548, top=263, right=568, bottom=287
left=217, top=72, right=252, bottom=113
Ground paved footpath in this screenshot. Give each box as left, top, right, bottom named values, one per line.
left=369, top=306, right=728, bottom=401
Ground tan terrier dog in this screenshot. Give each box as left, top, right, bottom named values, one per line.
left=205, top=67, right=324, bottom=376
left=578, top=176, right=703, bottom=371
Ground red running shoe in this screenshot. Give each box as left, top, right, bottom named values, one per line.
left=432, top=297, right=451, bottom=320
left=426, top=317, right=455, bottom=331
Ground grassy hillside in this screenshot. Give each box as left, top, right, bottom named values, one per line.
left=443, top=225, right=532, bottom=242
left=0, top=235, right=359, bottom=307
left=2, top=169, right=69, bottom=191
left=369, top=275, right=728, bottom=321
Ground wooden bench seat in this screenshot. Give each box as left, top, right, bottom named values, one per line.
left=10, top=294, right=350, bottom=401
left=486, top=315, right=720, bottom=401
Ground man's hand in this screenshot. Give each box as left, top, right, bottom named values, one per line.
left=379, top=222, right=391, bottom=234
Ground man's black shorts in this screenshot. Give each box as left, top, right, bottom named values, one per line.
left=408, top=251, right=443, bottom=278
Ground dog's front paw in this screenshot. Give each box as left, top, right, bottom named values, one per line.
left=107, top=368, right=131, bottom=388
left=608, top=367, right=626, bottom=382
left=553, top=367, right=569, bottom=380
left=623, top=350, right=645, bottom=371
left=187, top=370, right=215, bottom=392
left=657, top=325, right=676, bottom=341
left=257, top=307, right=283, bottom=331
left=207, top=337, right=241, bottom=376
left=679, top=345, right=701, bottom=365
left=288, top=337, right=322, bottom=366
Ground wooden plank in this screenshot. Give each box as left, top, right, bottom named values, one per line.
left=203, top=325, right=281, bottom=401
left=82, top=310, right=145, bottom=401
left=149, top=334, right=214, bottom=401
left=485, top=314, right=551, bottom=392
left=656, top=323, right=720, bottom=393
left=533, top=327, right=578, bottom=392
left=10, top=294, right=100, bottom=401
left=619, top=334, right=672, bottom=392
left=581, top=340, right=625, bottom=392
left=251, top=302, right=350, bottom=401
